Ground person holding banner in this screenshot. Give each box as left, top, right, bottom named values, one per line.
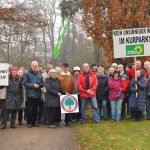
left=1, top=66, right=22, bottom=129
left=58, top=63, right=74, bottom=126
left=45, top=69, right=66, bottom=128
left=129, top=70, right=147, bottom=121
left=78, top=63, right=100, bottom=123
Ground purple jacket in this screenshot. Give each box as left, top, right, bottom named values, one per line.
left=108, top=77, right=125, bottom=101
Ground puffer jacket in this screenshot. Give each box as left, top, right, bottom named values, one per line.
left=23, top=69, right=44, bottom=98
left=5, top=76, right=22, bottom=110
left=108, top=77, right=125, bottom=101
left=129, top=74, right=147, bottom=111
left=78, top=71, right=98, bottom=98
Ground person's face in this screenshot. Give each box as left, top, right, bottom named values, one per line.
left=62, top=67, right=69, bottom=72
left=20, top=67, right=25, bottom=73
left=83, top=65, right=90, bottom=73
left=136, top=61, right=141, bottom=69
left=74, top=71, right=80, bottom=76
left=39, top=67, right=44, bottom=73
left=18, top=70, right=24, bottom=77
left=47, top=66, right=53, bottom=73
left=92, top=66, right=97, bottom=72
left=136, top=70, right=141, bottom=77
left=12, top=71, right=17, bottom=76
left=144, top=62, right=150, bottom=69
left=147, top=69, right=150, bottom=75
left=97, top=69, right=104, bottom=76
left=31, top=63, right=38, bottom=72
left=125, top=66, right=130, bottom=72
left=114, top=73, right=119, bottom=79
left=50, top=72, right=57, bottom=78
left=109, top=68, right=114, bottom=75
left=118, top=66, right=124, bottom=73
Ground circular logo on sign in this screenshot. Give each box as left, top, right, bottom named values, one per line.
left=61, top=95, right=78, bottom=113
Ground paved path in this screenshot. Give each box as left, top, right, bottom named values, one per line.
left=0, top=123, right=78, bottom=150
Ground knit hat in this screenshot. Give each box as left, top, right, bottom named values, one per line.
left=10, top=66, right=19, bottom=72
left=49, top=69, right=57, bottom=74
left=122, top=75, right=127, bottom=80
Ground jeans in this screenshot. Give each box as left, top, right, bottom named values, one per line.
left=81, top=97, right=100, bottom=122
left=97, top=99, right=108, bottom=119
left=111, top=99, right=123, bottom=121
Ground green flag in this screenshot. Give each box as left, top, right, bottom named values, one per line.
left=53, top=20, right=69, bottom=59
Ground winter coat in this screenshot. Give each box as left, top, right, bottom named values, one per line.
left=96, top=75, right=108, bottom=100
left=78, top=71, right=98, bottom=98
left=58, top=71, right=74, bottom=94
left=23, top=70, right=44, bottom=98
left=45, top=77, right=66, bottom=107
left=0, top=86, right=6, bottom=100
left=147, top=77, right=150, bottom=97
left=5, top=76, right=22, bottom=110
left=108, top=77, right=125, bottom=101
left=129, top=75, right=147, bottom=111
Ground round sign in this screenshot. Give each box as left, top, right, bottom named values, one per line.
left=61, top=95, right=78, bottom=113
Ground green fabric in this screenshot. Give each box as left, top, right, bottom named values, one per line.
left=53, top=20, right=69, bottom=59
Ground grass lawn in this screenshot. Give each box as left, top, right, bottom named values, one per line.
left=74, top=119, right=150, bottom=150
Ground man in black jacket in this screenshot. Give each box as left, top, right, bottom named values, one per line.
left=96, top=66, right=108, bottom=120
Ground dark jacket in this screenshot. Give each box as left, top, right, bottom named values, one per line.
left=129, top=74, right=147, bottom=111
left=45, top=77, right=66, bottom=107
left=5, top=76, right=22, bottom=110
left=96, top=75, right=108, bottom=100
left=23, top=70, right=44, bottom=98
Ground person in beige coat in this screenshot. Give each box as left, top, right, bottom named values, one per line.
left=0, top=86, right=6, bottom=121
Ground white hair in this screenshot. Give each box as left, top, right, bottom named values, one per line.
left=31, top=61, right=38, bottom=66
left=118, top=64, right=124, bottom=69
left=83, top=63, right=89, bottom=67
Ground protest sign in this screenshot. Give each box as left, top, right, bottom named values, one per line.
left=0, top=63, right=9, bottom=86
left=113, top=27, right=150, bottom=58
left=60, top=94, right=79, bottom=114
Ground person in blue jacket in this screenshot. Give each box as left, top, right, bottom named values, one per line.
left=23, top=61, right=44, bottom=128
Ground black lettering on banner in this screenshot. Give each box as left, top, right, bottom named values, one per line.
left=119, top=38, right=125, bottom=44
left=0, top=75, right=6, bottom=79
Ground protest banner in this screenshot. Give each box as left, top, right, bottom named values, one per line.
left=113, top=27, right=150, bottom=97
left=60, top=94, right=79, bottom=114
left=113, top=27, right=150, bottom=58
left=0, top=63, right=9, bottom=86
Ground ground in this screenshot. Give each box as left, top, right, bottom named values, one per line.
left=75, top=119, right=150, bottom=150
left=0, top=122, right=78, bottom=150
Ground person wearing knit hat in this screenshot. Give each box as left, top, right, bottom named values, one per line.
left=45, top=68, right=66, bottom=128
left=1, top=66, right=22, bottom=129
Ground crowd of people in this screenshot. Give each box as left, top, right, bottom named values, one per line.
left=0, top=59, right=150, bottom=129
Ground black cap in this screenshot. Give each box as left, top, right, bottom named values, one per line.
left=62, top=63, right=69, bottom=68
